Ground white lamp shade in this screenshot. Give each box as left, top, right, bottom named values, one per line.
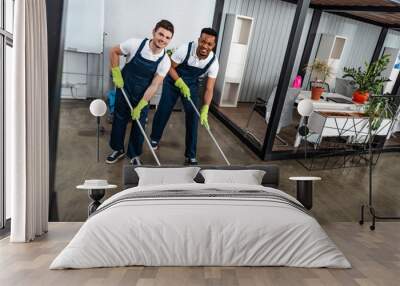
left=89, top=99, right=107, bottom=117
left=297, top=99, right=314, bottom=116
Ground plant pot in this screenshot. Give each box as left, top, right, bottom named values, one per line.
left=352, top=90, right=369, bottom=104
left=311, top=87, right=324, bottom=101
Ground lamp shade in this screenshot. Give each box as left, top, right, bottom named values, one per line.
left=89, top=99, right=107, bottom=117
left=297, top=99, right=314, bottom=117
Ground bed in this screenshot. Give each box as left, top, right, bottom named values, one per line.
left=50, top=165, right=350, bottom=269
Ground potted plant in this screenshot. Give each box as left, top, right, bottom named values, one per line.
left=365, top=95, right=396, bottom=131
left=343, top=54, right=390, bottom=104
left=305, top=59, right=333, bottom=101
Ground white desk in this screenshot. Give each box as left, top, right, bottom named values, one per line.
left=294, top=93, right=395, bottom=147
left=295, top=111, right=393, bottom=147
left=296, top=91, right=354, bottom=103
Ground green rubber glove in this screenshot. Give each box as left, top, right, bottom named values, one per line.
left=111, top=67, right=124, bottom=88
left=174, top=77, right=191, bottom=99
left=200, top=105, right=209, bottom=129
left=131, top=99, right=148, bottom=121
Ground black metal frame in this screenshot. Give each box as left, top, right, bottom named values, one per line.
left=262, top=0, right=311, bottom=160
left=47, top=0, right=67, bottom=221
left=310, top=5, right=400, bottom=13
left=393, top=74, right=400, bottom=96
left=370, top=27, right=388, bottom=64
left=297, top=9, right=321, bottom=79
left=212, top=0, right=225, bottom=34
left=359, top=95, right=400, bottom=231
left=210, top=0, right=400, bottom=161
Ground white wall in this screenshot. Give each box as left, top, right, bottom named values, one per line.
left=303, top=12, right=381, bottom=90
left=102, top=0, right=216, bottom=93
left=219, top=0, right=313, bottom=102
left=61, top=0, right=216, bottom=99
left=384, top=30, right=400, bottom=50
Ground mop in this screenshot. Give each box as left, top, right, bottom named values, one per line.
left=120, top=87, right=161, bottom=166
left=187, top=98, right=231, bottom=166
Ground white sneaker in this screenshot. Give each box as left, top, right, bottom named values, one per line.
left=150, top=140, right=159, bottom=150
left=106, top=150, right=125, bottom=164
left=130, top=157, right=142, bottom=166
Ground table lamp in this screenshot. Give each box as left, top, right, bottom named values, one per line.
left=89, top=99, right=107, bottom=162
left=297, top=99, right=314, bottom=165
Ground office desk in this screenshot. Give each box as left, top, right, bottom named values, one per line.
left=296, top=91, right=354, bottom=104
left=294, top=110, right=392, bottom=148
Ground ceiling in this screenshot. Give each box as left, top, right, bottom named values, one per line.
left=309, top=0, right=400, bottom=29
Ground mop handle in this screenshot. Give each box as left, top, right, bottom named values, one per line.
left=187, top=98, right=231, bottom=166
left=120, top=88, right=161, bottom=166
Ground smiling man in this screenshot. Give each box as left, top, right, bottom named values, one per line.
left=150, top=28, right=219, bottom=165
left=106, top=20, right=174, bottom=165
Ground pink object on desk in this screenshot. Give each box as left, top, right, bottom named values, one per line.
left=292, top=75, right=302, bottom=89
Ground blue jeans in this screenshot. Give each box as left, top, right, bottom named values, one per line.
left=151, top=82, right=199, bottom=158
left=109, top=91, right=149, bottom=158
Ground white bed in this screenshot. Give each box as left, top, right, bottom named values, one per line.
left=50, top=183, right=351, bottom=269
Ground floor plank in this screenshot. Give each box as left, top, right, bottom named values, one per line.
left=1, top=222, right=400, bottom=286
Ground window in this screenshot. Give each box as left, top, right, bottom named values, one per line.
left=5, top=0, right=13, bottom=33
left=1, top=0, right=14, bottom=229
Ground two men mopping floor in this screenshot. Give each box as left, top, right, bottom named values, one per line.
left=106, top=24, right=221, bottom=166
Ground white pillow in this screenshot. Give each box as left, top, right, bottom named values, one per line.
left=200, top=169, right=266, bottom=185
left=135, top=167, right=200, bottom=186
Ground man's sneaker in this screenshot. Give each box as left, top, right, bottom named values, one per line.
left=184, top=157, right=198, bottom=165
left=150, top=140, right=159, bottom=150
left=106, top=150, right=125, bottom=164
left=130, top=157, right=142, bottom=166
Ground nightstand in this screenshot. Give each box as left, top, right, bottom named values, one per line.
left=289, top=176, right=321, bottom=210
left=76, top=180, right=117, bottom=216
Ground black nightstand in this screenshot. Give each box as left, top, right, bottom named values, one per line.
left=289, top=177, right=321, bottom=210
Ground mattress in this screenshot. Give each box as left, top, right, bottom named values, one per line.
left=50, top=183, right=351, bottom=269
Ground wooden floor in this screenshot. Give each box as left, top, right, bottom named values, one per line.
left=1, top=222, right=400, bottom=286
left=2, top=100, right=400, bottom=285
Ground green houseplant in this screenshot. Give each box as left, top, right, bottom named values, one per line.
left=365, top=95, right=396, bottom=131
left=343, top=54, right=390, bottom=104
left=305, top=59, right=333, bottom=100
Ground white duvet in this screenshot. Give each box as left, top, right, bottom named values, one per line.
left=50, top=183, right=351, bottom=269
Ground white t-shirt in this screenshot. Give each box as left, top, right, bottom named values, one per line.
left=171, top=41, right=219, bottom=78
left=119, top=38, right=171, bottom=77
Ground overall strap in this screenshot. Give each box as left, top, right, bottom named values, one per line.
left=155, top=49, right=166, bottom=64
left=182, top=42, right=193, bottom=65
left=133, top=38, right=148, bottom=58
left=202, top=52, right=216, bottom=72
